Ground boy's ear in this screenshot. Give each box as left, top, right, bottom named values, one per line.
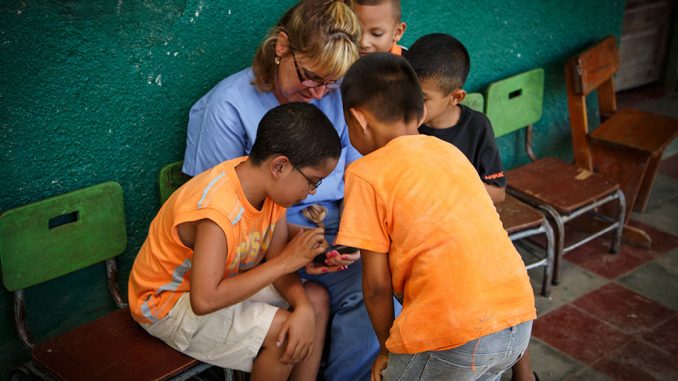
left=419, top=105, right=428, bottom=127
left=449, top=88, right=467, bottom=106
left=349, top=107, right=369, bottom=134
left=270, top=155, right=291, bottom=178
left=275, top=31, right=290, bottom=57
left=393, top=22, right=407, bottom=42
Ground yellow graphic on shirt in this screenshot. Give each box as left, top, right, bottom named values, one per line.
left=227, top=224, right=275, bottom=275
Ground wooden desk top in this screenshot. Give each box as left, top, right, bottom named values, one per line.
left=590, top=109, right=678, bottom=156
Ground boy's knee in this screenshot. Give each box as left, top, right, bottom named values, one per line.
left=304, top=281, right=330, bottom=319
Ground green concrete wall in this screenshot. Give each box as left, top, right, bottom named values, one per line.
left=0, top=0, right=624, bottom=374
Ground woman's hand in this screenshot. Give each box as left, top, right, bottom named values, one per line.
left=303, top=247, right=360, bottom=275
left=276, top=304, right=316, bottom=364
left=303, top=262, right=347, bottom=275
left=323, top=248, right=360, bottom=267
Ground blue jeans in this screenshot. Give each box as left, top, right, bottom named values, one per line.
left=288, top=202, right=402, bottom=381
left=383, top=320, right=532, bottom=381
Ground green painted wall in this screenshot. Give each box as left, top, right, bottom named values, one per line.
left=0, top=0, right=624, bottom=374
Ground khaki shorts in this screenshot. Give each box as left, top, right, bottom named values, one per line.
left=142, top=284, right=290, bottom=372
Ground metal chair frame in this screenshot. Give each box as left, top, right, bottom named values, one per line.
left=507, top=208, right=556, bottom=296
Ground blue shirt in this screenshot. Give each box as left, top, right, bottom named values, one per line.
left=183, top=67, right=360, bottom=231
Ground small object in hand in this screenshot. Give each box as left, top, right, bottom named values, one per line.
left=302, top=204, right=328, bottom=228
left=313, top=245, right=359, bottom=264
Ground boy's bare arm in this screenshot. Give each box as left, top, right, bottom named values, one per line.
left=188, top=218, right=325, bottom=315
left=266, top=215, right=314, bottom=310
left=264, top=216, right=319, bottom=363
left=362, top=249, right=394, bottom=381
left=267, top=216, right=334, bottom=305
left=361, top=249, right=394, bottom=355
left=485, top=183, right=506, bottom=204
left=286, top=222, right=304, bottom=239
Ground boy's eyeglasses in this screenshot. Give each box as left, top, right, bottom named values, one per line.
left=294, top=165, right=323, bottom=191
left=290, top=50, right=340, bottom=89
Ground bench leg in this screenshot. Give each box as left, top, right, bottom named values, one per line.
left=611, top=189, right=626, bottom=254
left=541, top=219, right=555, bottom=297
left=536, top=204, right=564, bottom=286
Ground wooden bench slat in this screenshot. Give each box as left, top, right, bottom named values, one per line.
left=507, top=158, right=619, bottom=214
left=32, top=308, right=199, bottom=381
left=496, top=195, right=545, bottom=234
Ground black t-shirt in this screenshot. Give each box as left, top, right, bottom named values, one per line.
left=418, top=104, right=506, bottom=188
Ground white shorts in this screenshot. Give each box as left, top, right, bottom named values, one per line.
left=142, top=284, right=290, bottom=372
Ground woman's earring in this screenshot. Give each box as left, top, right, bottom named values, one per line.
left=274, top=56, right=281, bottom=65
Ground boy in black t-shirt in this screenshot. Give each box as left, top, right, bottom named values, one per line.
left=405, top=33, right=506, bottom=204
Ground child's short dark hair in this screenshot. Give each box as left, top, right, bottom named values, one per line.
left=354, top=0, right=401, bottom=21
left=341, top=52, right=424, bottom=125
left=404, top=33, right=470, bottom=94
left=250, top=103, right=341, bottom=168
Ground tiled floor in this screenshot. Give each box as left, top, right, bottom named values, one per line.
left=503, top=87, right=678, bottom=381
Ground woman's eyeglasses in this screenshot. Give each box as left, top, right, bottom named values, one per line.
left=294, top=165, right=323, bottom=191
left=290, top=50, right=340, bottom=90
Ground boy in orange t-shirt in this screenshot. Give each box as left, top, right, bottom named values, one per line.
left=353, top=0, right=407, bottom=56
left=407, top=33, right=539, bottom=381
left=336, top=53, right=536, bottom=381
left=129, top=103, right=344, bottom=380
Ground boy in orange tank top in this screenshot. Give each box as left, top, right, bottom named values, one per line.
left=336, top=53, right=536, bottom=381
left=129, top=103, right=345, bottom=381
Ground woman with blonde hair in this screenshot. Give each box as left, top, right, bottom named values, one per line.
left=183, top=1, right=384, bottom=380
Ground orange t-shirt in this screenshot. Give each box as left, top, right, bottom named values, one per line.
left=128, top=157, right=286, bottom=324
left=389, top=42, right=403, bottom=56
left=336, top=135, right=536, bottom=354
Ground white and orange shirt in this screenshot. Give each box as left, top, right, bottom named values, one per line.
left=129, top=157, right=286, bottom=324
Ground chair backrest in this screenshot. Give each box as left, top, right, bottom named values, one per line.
left=485, top=68, right=545, bottom=138
left=0, top=182, right=127, bottom=292
left=460, top=92, right=484, bottom=113
left=158, top=161, right=191, bottom=205
left=565, top=36, right=619, bottom=170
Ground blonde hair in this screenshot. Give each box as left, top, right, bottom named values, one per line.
left=252, top=0, right=361, bottom=92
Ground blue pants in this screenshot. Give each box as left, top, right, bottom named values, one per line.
left=383, top=321, right=533, bottom=381
left=288, top=202, right=402, bottom=381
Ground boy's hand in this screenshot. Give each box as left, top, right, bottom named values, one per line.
left=276, top=304, right=316, bottom=364
left=281, top=227, right=327, bottom=271
left=371, top=353, right=389, bottom=381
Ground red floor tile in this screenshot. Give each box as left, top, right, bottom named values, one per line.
left=541, top=217, right=678, bottom=279
left=533, top=304, right=633, bottom=365
left=658, top=153, right=678, bottom=180
left=593, top=340, right=678, bottom=381
left=572, top=283, right=675, bottom=334
left=641, top=315, right=678, bottom=356
left=564, top=235, right=654, bottom=279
